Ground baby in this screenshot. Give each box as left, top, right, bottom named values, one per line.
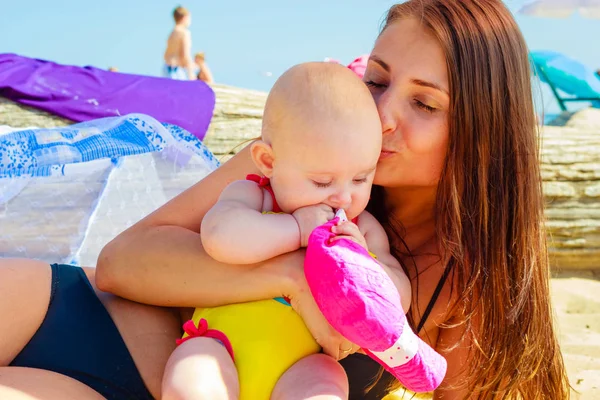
left=161, top=62, right=412, bottom=400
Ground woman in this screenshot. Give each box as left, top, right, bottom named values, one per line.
left=1, top=1, right=569, bottom=399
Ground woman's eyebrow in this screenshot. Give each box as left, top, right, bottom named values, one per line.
left=411, top=78, right=449, bottom=96
left=371, top=55, right=448, bottom=96
left=369, top=55, right=390, bottom=72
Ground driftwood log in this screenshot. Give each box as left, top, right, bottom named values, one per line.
left=542, top=109, right=600, bottom=270
left=2, top=86, right=600, bottom=270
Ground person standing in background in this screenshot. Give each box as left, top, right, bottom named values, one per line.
left=163, top=6, right=196, bottom=80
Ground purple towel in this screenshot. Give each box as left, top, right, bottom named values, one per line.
left=0, top=53, right=215, bottom=141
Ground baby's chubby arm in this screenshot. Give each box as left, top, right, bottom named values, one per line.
left=358, top=212, right=412, bottom=313
left=201, top=180, right=300, bottom=264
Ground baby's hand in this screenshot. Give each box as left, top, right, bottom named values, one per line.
left=330, top=220, right=368, bottom=250
left=292, top=204, right=335, bottom=247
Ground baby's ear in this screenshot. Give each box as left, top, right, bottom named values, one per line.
left=251, top=140, right=275, bottom=177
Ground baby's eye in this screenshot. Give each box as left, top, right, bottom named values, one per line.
left=353, top=178, right=368, bottom=185
left=312, top=181, right=332, bottom=188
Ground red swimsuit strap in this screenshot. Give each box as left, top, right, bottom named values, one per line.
left=176, top=319, right=235, bottom=361
left=246, top=174, right=282, bottom=213
left=246, top=174, right=357, bottom=223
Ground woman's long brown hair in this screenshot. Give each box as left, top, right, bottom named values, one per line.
left=367, top=0, right=570, bottom=398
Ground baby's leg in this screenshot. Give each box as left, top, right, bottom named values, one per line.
left=162, top=337, right=239, bottom=400
left=271, top=354, right=348, bottom=400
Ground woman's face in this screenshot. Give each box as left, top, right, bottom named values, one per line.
left=364, top=18, right=450, bottom=189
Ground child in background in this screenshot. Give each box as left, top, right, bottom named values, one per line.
left=195, top=52, right=214, bottom=84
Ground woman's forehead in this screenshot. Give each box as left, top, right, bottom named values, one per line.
left=371, top=18, right=448, bottom=90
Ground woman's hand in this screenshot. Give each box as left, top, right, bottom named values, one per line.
left=284, top=253, right=360, bottom=360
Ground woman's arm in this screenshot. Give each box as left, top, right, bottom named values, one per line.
left=96, top=144, right=352, bottom=357
left=433, top=319, right=473, bottom=399
left=96, top=145, right=295, bottom=307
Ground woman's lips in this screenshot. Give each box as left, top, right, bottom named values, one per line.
left=379, top=149, right=396, bottom=160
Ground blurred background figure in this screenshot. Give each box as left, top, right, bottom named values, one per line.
left=195, top=52, right=214, bottom=84
left=163, top=6, right=196, bottom=80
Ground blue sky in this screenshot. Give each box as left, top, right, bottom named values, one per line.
left=1, top=0, right=599, bottom=114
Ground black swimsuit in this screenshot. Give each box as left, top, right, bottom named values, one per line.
left=10, top=264, right=154, bottom=400
left=11, top=263, right=451, bottom=400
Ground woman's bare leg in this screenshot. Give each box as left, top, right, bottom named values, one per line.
left=0, top=258, right=52, bottom=366
left=0, top=260, right=101, bottom=398
left=0, top=367, right=105, bottom=400
left=271, top=354, right=349, bottom=400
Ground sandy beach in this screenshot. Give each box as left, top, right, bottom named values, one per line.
left=552, top=271, right=600, bottom=399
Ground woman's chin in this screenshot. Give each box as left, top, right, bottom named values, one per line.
left=374, top=161, right=395, bottom=186
left=373, top=172, right=392, bottom=187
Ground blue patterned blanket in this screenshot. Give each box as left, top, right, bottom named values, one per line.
left=0, top=114, right=220, bottom=265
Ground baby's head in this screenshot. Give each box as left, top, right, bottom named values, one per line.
left=251, top=62, right=382, bottom=219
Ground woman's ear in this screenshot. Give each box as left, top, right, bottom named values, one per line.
left=251, top=140, right=275, bottom=177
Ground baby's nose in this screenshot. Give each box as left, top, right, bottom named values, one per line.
left=329, top=190, right=352, bottom=210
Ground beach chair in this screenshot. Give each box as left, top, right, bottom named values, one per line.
left=530, top=50, right=600, bottom=112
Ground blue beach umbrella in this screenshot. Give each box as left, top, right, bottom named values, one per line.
left=516, top=1, right=600, bottom=111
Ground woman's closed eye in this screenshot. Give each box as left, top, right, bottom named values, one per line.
left=414, top=99, right=437, bottom=113
left=364, top=80, right=387, bottom=89
left=366, top=80, right=439, bottom=114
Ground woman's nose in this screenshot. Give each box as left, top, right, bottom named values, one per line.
left=376, top=91, right=398, bottom=137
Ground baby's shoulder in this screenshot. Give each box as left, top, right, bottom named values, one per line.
left=355, top=210, right=382, bottom=232
left=223, top=179, right=264, bottom=195
left=218, top=179, right=267, bottom=210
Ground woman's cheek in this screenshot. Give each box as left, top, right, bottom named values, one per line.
left=407, top=120, right=447, bottom=155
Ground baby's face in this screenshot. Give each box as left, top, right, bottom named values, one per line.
left=269, top=119, right=381, bottom=220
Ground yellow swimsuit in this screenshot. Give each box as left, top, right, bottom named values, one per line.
left=184, top=300, right=320, bottom=399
